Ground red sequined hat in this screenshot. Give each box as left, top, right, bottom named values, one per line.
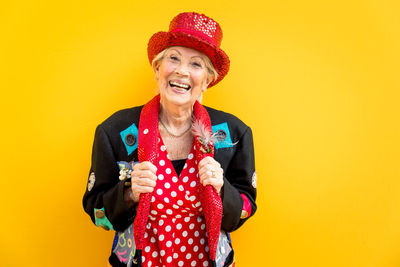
left=147, top=12, right=230, bottom=87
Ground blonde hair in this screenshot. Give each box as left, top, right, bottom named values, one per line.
left=151, top=47, right=218, bottom=85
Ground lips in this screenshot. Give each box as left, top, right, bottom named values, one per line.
left=168, top=80, right=191, bottom=90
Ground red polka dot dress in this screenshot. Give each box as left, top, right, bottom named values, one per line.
left=141, top=134, right=211, bottom=267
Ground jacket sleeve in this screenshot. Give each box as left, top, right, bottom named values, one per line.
left=82, top=124, right=136, bottom=231
left=221, top=126, right=257, bottom=232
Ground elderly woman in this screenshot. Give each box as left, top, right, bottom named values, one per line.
left=83, top=12, right=257, bottom=267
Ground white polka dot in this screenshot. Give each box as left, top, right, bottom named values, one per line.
left=190, top=181, right=197, bottom=187
left=201, top=224, right=206, bottom=230
left=196, top=202, right=201, bottom=207
left=200, top=238, right=205, bottom=245
left=167, top=256, right=172, bottom=263
left=197, top=217, right=202, bottom=223
left=142, top=256, right=145, bottom=262
left=205, top=246, right=209, bottom=252
left=151, top=210, right=157, bottom=216
left=152, top=251, right=158, bottom=257
left=159, top=160, right=165, bottom=166
left=161, top=145, right=166, bottom=151
left=176, top=214, right=181, bottom=218
left=160, top=250, right=165, bottom=256
left=152, top=228, right=157, bottom=234
left=189, top=196, right=196, bottom=201
left=144, top=232, right=148, bottom=238
left=148, top=260, right=152, bottom=266
left=144, top=129, right=149, bottom=134
left=165, top=225, right=171, bottom=232
left=177, top=200, right=183, bottom=205
left=158, top=174, right=164, bottom=180
left=189, top=223, right=195, bottom=229
left=159, top=234, right=164, bottom=241
left=166, top=241, right=172, bottom=247
left=173, top=204, right=179, bottom=209
left=186, top=253, right=192, bottom=259
left=175, top=238, right=180, bottom=244
left=188, top=238, right=193, bottom=244
left=188, top=153, right=194, bottom=159
left=165, top=182, right=171, bottom=189
left=183, top=163, right=187, bottom=169
left=157, top=189, right=163, bottom=195
left=193, top=245, right=199, bottom=252
left=151, top=196, right=155, bottom=202
left=159, top=219, right=164, bottom=226
left=151, top=237, right=155, bottom=243
left=161, top=214, right=167, bottom=218
left=164, top=197, right=169, bottom=203
left=182, top=231, right=188, bottom=237
left=166, top=209, right=173, bottom=215
left=178, top=261, right=184, bottom=266
left=157, top=203, right=164, bottom=209
left=189, top=167, right=195, bottom=173
left=203, top=261, right=209, bottom=266
left=194, top=231, right=199, bottom=237
left=166, top=168, right=172, bottom=174
left=176, top=223, right=182, bottom=230
left=172, top=176, right=178, bottom=183
left=184, top=217, right=190, bottom=222
left=180, top=246, right=186, bottom=252
left=178, top=185, right=184, bottom=191
left=146, top=223, right=151, bottom=229
left=145, top=246, right=150, bottom=252
left=173, top=253, right=179, bottom=259
left=182, top=176, right=189, bottom=183
left=171, top=191, right=177, bottom=197
left=199, top=253, right=204, bottom=259
left=191, top=260, right=197, bottom=266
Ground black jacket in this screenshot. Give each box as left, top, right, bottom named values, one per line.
left=83, top=105, right=257, bottom=266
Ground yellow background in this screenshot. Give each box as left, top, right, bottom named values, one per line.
left=1, top=0, right=399, bottom=266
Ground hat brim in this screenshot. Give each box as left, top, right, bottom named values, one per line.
left=147, top=31, right=230, bottom=88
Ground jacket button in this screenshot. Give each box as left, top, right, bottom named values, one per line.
left=100, top=225, right=110, bottom=231
left=215, top=130, right=227, bottom=142
left=125, top=133, right=136, bottom=146
left=95, top=209, right=105, bottom=219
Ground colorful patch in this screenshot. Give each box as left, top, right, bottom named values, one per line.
left=120, top=123, right=139, bottom=156
left=252, top=171, right=257, bottom=188
left=212, top=122, right=234, bottom=149
left=87, top=172, right=95, bottom=191
left=113, top=223, right=136, bottom=266
left=94, top=207, right=114, bottom=231
left=215, top=231, right=233, bottom=266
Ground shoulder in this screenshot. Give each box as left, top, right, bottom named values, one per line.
left=99, top=106, right=144, bottom=135
left=205, top=106, right=250, bottom=137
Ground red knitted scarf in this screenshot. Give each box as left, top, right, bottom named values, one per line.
left=134, top=94, right=223, bottom=261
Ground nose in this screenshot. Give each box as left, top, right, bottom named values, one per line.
left=175, top=61, right=190, bottom=76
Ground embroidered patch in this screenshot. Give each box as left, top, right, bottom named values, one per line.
left=215, top=231, right=232, bottom=266
left=212, top=122, right=234, bottom=149
left=94, top=207, right=115, bottom=231
left=113, top=223, right=136, bottom=266
left=120, top=123, right=139, bottom=156
left=87, top=172, right=95, bottom=191
left=252, top=171, right=257, bottom=188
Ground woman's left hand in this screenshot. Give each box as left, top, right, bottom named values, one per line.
left=198, top=156, right=224, bottom=194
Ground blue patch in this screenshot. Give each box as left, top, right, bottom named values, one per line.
left=212, top=122, right=233, bottom=149
left=120, top=123, right=138, bottom=156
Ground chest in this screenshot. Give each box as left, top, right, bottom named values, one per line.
left=159, top=128, right=194, bottom=160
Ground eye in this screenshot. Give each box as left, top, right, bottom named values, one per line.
left=192, top=62, right=203, bottom=68
left=169, top=55, right=179, bottom=61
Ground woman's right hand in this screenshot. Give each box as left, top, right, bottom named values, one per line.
left=130, top=161, right=158, bottom=203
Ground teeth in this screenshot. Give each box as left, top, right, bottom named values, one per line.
left=170, top=81, right=190, bottom=89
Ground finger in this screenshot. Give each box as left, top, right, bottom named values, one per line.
left=132, top=170, right=157, bottom=181
left=201, top=178, right=223, bottom=190
left=132, top=184, right=155, bottom=195
left=132, top=177, right=157, bottom=187
left=198, top=156, right=214, bottom=168
left=133, top=161, right=157, bottom=173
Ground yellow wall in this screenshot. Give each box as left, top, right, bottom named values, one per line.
left=1, top=0, right=399, bottom=266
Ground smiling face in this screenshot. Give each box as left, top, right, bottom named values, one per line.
left=154, top=46, right=211, bottom=109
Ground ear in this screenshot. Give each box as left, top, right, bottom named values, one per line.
left=153, top=62, right=161, bottom=80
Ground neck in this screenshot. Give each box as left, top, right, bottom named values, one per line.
left=159, top=100, right=193, bottom=130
